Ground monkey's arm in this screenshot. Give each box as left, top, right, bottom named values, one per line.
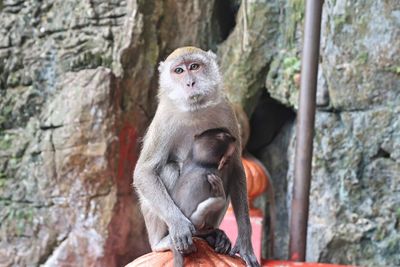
left=133, top=120, right=195, bottom=253
left=228, top=154, right=260, bottom=267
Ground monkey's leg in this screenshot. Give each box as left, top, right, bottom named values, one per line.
left=190, top=198, right=225, bottom=229
left=154, top=235, right=197, bottom=254
left=190, top=174, right=226, bottom=229
left=134, top=128, right=196, bottom=255
left=229, top=160, right=260, bottom=267
left=141, top=201, right=169, bottom=251
left=152, top=235, right=187, bottom=267
left=152, top=235, right=172, bottom=252
left=143, top=200, right=196, bottom=253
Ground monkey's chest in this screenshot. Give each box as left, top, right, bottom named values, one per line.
left=170, top=117, right=233, bottom=163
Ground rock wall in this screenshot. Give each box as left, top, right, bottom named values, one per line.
left=0, top=0, right=399, bottom=266
left=303, top=1, right=400, bottom=265
left=220, top=0, right=400, bottom=266
left=0, top=0, right=232, bottom=266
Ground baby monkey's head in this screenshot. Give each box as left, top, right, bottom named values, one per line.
left=192, top=128, right=236, bottom=170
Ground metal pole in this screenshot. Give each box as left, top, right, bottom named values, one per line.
left=289, top=0, right=324, bottom=262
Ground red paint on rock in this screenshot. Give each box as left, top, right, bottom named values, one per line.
left=101, top=123, right=151, bottom=267
left=117, top=124, right=139, bottom=193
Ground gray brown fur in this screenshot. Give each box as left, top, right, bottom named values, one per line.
left=133, top=47, right=260, bottom=267
left=173, top=128, right=235, bottom=230
left=168, top=128, right=235, bottom=266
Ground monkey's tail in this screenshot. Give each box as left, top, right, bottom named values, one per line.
left=266, top=173, right=276, bottom=258
left=246, top=153, right=276, bottom=258
left=173, top=248, right=184, bottom=267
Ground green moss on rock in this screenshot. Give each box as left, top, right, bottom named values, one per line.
left=285, top=0, right=305, bottom=46
left=70, top=51, right=113, bottom=71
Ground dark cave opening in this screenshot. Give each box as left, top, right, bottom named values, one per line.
left=372, top=147, right=391, bottom=160
left=212, top=0, right=240, bottom=43
left=245, top=90, right=296, bottom=259
left=247, top=90, right=296, bottom=156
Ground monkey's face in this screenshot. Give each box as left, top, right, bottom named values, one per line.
left=158, top=49, right=222, bottom=111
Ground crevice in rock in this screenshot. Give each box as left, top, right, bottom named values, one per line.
left=39, top=124, right=63, bottom=130
left=38, top=231, right=70, bottom=265
left=245, top=90, right=296, bottom=259
left=49, top=130, right=58, bottom=180
left=212, top=0, right=239, bottom=43
left=247, top=90, right=296, bottom=156
left=372, top=148, right=391, bottom=160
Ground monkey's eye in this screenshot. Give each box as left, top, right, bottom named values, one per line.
left=189, top=63, right=200, bottom=70
left=174, top=67, right=184, bottom=74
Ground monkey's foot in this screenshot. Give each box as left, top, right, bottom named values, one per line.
left=202, top=228, right=231, bottom=254
left=229, top=239, right=260, bottom=267
left=207, top=173, right=224, bottom=197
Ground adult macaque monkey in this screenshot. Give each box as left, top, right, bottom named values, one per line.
left=134, top=47, right=259, bottom=267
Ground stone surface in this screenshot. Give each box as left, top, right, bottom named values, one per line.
left=1, top=68, right=122, bottom=266
left=258, top=0, right=400, bottom=266
left=0, top=0, right=235, bottom=266
left=218, top=0, right=280, bottom=114
left=218, top=0, right=400, bottom=265
left=305, top=107, right=400, bottom=266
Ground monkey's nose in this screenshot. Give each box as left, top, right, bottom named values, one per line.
left=187, top=81, right=195, bottom=87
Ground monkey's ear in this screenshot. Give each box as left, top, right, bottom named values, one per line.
left=206, top=50, right=217, bottom=60
left=223, top=132, right=236, bottom=143
left=218, top=142, right=236, bottom=171
left=158, top=61, right=165, bottom=73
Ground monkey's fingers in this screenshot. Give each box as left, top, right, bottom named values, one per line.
left=229, top=245, right=260, bottom=267
left=171, top=220, right=196, bottom=254
left=172, top=236, right=183, bottom=252
left=241, top=253, right=260, bottom=267
left=207, top=174, right=224, bottom=195
left=182, top=234, right=193, bottom=251
left=211, top=229, right=231, bottom=254
left=182, top=242, right=197, bottom=255
left=228, top=244, right=239, bottom=256
left=215, top=236, right=231, bottom=254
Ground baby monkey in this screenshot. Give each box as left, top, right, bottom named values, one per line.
left=171, top=128, right=236, bottom=266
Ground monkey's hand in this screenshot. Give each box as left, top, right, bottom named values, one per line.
left=168, top=217, right=197, bottom=255
left=207, top=173, right=225, bottom=197
left=229, top=238, right=260, bottom=267
left=202, top=228, right=231, bottom=254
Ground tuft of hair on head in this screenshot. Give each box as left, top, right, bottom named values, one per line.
left=165, top=46, right=205, bottom=61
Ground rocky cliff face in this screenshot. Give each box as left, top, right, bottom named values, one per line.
left=246, top=0, right=400, bottom=266
left=0, top=0, right=233, bottom=266
left=218, top=0, right=399, bottom=265
left=0, top=0, right=398, bottom=266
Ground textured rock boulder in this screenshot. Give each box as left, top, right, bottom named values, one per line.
left=0, top=68, right=147, bottom=266
left=292, top=1, right=399, bottom=266
left=0, top=0, right=148, bottom=265
left=258, top=0, right=400, bottom=266
left=0, top=0, right=235, bottom=266
left=220, top=0, right=400, bottom=266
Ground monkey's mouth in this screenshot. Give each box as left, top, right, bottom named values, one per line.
left=188, top=93, right=202, bottom=102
